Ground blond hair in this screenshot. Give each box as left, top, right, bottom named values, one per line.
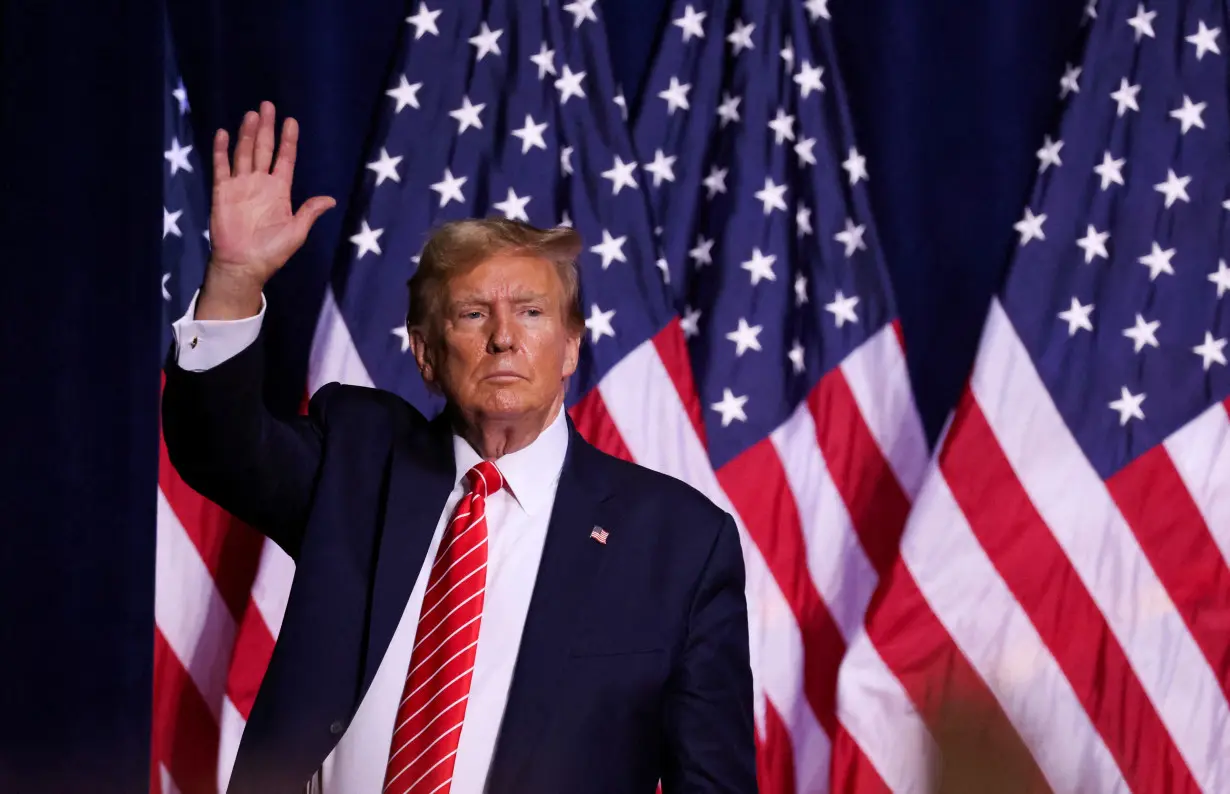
left=406, top=217, right=584, bottom=337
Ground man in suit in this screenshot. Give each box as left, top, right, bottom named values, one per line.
left=162, top=101, right=756, bottom=794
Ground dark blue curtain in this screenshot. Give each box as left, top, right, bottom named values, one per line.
left=0, top=0, right=1084, bottom=789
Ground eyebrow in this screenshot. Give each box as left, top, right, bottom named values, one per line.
left=451, top=290, right=551, bottom=305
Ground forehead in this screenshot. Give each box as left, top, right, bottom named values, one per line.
left=446, top=252, right=564, bottom=299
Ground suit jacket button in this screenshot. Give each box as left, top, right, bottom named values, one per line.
left=329, top=720, right=345, bottom=735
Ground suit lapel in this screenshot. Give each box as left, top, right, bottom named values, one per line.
left=485, top=423, right=614, bottom=791
left=361, top=413, right=456, bottom=695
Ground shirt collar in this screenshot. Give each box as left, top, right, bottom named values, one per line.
left=451, top=404, right=570, bottom=517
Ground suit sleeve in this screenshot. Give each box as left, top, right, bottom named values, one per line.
left=662, top=513, right=758, bottom=793
left=161, top=320, right=336, bottom=561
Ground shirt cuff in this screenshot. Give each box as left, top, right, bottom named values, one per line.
left=171, top=289, right=267, bottom=372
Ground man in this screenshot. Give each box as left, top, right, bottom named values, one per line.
left=161, top=102, right=755, bottom=794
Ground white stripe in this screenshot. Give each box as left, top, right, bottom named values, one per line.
left=598, top=339, right=830, bottom=789
left=216, top=693, right=247, bottom=794
left=769, top=399, right=878, bottom=642
left=903, top=467, right=1128, bottom=793
left=248, top=537, right=294, bottom=636
left=309, top=287, right=376, bottom=391
left=412, top=587, right=485, bottom=656
left=972, top=300, right=1230, bottom=789
left=393, top=693, right=471, bottom=757
left=407, top=616, right=482, bottom=682
left=158, top=762, right=181, bottom=794
left=1163, top=401, right=1230, bottom=566
left=155, top=488, right=237, bottom=722
left=840, top=322, right=929, bottom=497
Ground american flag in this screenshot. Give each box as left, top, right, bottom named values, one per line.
left=153, top=1, right=929, bottom=793
left=833, top=1, right=1230, bottom=791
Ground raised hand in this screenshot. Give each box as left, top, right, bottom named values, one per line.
left=197, top=101, right=335, bottom=320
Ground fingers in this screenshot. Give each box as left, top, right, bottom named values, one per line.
left=272, top=116, right=299, bottom=183
left=212, top=129, right=231, bottom=182
left=232, top=110, right=259, bottom=175
left=291, top=195, right=337, bottom=241
left=253, top=101, right=276, bottom=173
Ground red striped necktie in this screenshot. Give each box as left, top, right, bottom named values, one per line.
left=381, top=460, right=504, bottom=794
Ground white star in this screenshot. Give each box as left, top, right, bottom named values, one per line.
left=788, top=340, right=806, bottom=374
left=601, top=155, right=638, bottom=195
left=1085, top=0, right=1098, bottom=21
left=590, top=230, right=628, bottom=269
left=559, top=211, right=572, bottom=228
left=794, top=60, right=825, bottom=97
left=754, top=177, right=788, bottom=215
left=794, top=274, right=809, bottom=306
left=560, top=146, right=574, bottom=176
left=405, top=3, right=441, bottom=38
left=164, top=137, right=193, bottom=176
left=1059, top=63, right=1082, bottom=97
left=563, top=0, right=598, bottom=28
left=843, top=147, right=868, bottom=184
left=1209, top=260, right=1230, bottom=297
left=386, top=75, right=422, bottom=112
left=659, top=76, right=691, bottom=114
left=717, top=93, right=741, bottom=127
left=161, top=271, right=172, bottom=300
left=1194, top=332, right=1228, bottom=370
left=430, top=168, right=467, bottom=207
left=674, top=4, right=707, bottom=41
left=1110, top=78, right=1141, bottom=116
left=350, top=220, right=384, bottom=259
left=1014, top=207, right=1046, bottom=245
left=1109, top=387, right=1146, bottom=425
left=796, top=204, right=813, bottom=237
left=767, top=108, right=795, bottom=144
left=614, top=87, right=628, bottom=120
left=449, top=96, right=485, bottom=134
left=511, top=114, right=549, bottom=154
left=835, top=218, right=867, bottom=257
left=492, top=187, right=531, bottom=222
left=741, top=248, right=777, bottom=285
left=1036, top=136, right=1063, bottom=171
left=554, top=65, right=587, bottom=104
left=656, top=254, right=670, bottom=283
left=171, top=79, right=189, bottom=115
left=163, top=207, right=182, bottom=239
left=794, top=137, right=817, bottom=166
left=680, top=306, right=702, bottom=338
left=726, top=318, right=764, bottom=357
left=584, top=303, right=615, bottom=343
left=1094, top=151, right=1125, bottom=190
left=1187, top=21, right=1221, bottom=60
left=391, top=326, right=411, bottom=353
left=711, top=388, right=749, bottom=427
left=530, top=43, right=556, bottom=79
left=826, top=291, right=860, bottom=327
left=1076, top=224, right=1110, bottom=263
left=644, top=149, right=677, bottom=186
left=468, top=22, right=503, bottom=61
left=703, top=165, right=727, bottom=198
left=1154, top=169, right=1191, bottom=208
left=1058, top=297, right=1094, bottom=336
left=727, top=19, right=755, bottom=54
left=1138, top=242, right=1175, bottom=280
left=1127, top=4, right=1156, bottom=41
left=805, top=0, right=830, bottom=21
left=1170, top=95, right=1206, bottom=133
left=366, top=147, right=402, bottom=185
left=1122, top=313, right=1160, bottom=353
left=780, top=40, right=795, bottom=71
left=689, top=236, right=714, bottom=268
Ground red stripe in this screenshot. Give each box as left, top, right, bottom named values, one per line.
left=1108, top=443, right=1230, bottom=707
left=568, top=387, right=635, bottom=462
left=719, top=440, right=844, bottom=736
left=225, top=596, right=278, bottom=720
left=651, top=319, right=708, bottom=450
left=152, top=628, right=220, bottom=794
left=808, top=369, right=910, bottom=576
left=941, top=391, right=1199, bottom=794
left=861, top=556, right=1052, bottom=793
left=828, top=724, right=890, bottom=794
left=756, top=698, right=799, bottom=794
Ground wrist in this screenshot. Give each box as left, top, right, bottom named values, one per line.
left=196, top=265, right=265, bottom=320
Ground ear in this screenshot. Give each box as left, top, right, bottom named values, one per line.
left=562, top=325, right=581, bottom=379
left=409, top=326, right=436, bottom=387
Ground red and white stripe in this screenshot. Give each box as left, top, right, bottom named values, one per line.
left=832, top=299, right=1230, bottom=793
left=152, top=286, right=930, bottom=794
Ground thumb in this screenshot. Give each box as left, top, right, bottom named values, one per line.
left=291, top=195, right=337, bottom=240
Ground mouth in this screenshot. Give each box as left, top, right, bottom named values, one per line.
left=482, top=372, right=526, bottom=383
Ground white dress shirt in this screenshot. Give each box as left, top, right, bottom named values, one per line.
left=171, top=293, right=568, bottom=794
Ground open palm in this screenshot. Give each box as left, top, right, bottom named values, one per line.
left=208, top=102, right=335, bottom=284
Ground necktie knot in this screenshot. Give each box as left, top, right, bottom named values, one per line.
left=467, top=460, right=504, bottom=499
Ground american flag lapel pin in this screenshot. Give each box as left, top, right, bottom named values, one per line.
left=589, top=526, right=609, bottom=545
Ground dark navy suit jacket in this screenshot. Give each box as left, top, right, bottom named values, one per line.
left=161, top=332, right=757, bottom=794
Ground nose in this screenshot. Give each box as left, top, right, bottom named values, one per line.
left=488, top=308, right=518, bottom=353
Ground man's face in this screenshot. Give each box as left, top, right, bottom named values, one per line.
left=413, top=253, right=581, bottom=424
